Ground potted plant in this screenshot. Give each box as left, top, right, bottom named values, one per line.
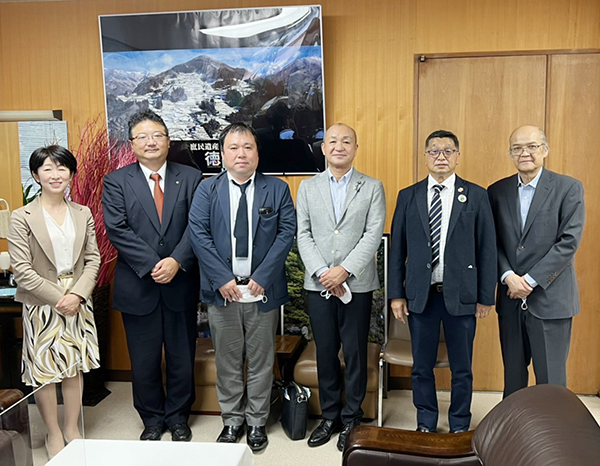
left=70, top=117, right=136, bottom=405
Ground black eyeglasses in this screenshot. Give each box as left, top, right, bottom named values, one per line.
left=426, top=149, right=458, bottom=158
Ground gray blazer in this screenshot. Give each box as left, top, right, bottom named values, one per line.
left=297, top=169, right=386, bottom=293
left=488, top=168, right=585, bottom=320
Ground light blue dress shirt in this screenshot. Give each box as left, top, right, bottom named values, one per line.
left=315, top=167, right=353, bottom=278
left=500, top=167, right=544, bottom=288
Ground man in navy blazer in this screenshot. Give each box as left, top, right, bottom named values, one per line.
left=103, top=111, right=202, bottom=442
left=189, top=123, right=295, bottom=452
left=488, top=125, right=584, bottom=398
left=389, top=130, right=496, bottom=433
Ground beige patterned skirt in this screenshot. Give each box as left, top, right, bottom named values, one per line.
left=21, top=276, right=100, bottom=387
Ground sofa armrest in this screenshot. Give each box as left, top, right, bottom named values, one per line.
left=343, top=426, right=478, bottom=466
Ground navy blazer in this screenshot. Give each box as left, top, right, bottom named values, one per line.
left=189, top=171, right=296, bottom=311
left=102, top=161, right=202, bottom=316
left=389, top=176, right=497, bottom=316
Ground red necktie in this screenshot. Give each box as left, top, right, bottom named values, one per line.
left=150, top=173, right=163, bottom=222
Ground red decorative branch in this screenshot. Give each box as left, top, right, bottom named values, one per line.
left=70, top=117, right=136, bottom=287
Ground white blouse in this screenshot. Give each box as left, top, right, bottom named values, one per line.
left=43, top=206, right=76, bottom=276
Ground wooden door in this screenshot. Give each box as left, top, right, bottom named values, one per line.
left=547, top=53, right=600, bottom=394
left=415, top=55, right=548, bottom=391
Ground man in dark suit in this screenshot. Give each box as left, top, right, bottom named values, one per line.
left=103, top=110, right=202, bottom=442
left=188, top=123, right=295, bottom=452
left=488, top=125, right=584, bottom=398
left=389, top=130, right=497, bottom=433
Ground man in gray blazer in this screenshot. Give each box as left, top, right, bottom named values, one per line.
left=297, top=123, right=385, bottom=451
left=488, top=125, right=585, bottom=398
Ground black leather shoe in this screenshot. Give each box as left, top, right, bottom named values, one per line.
left=140, top=425, right=165, bottom=441
left=216, top=425, right=244, bottom=443
left=337, top=418, right=361, bottom=452
left=450, top=428, right=468, bottom=434
left=307, top=419, right=342, bottom=447
left=247, top=426, right=268, bottom=452
left=169, top=422, right=192, bottom=441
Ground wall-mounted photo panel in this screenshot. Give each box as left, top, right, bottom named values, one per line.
left=100, top=5, right=326, bottom=175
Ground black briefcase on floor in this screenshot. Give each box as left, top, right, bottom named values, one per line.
left=280, top=381, right=311, bottom=440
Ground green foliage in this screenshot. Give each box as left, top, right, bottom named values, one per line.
left=22, top=183, right=40, bottom=205
left=283, top=238, right=386, bottom=345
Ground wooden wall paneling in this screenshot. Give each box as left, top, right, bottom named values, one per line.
left=1, top=0, right=600, bottom=377
left=415, top=55, right=547, bottom=391
left=546, top=53, right=600, bottom=394
left=0, top=123, right=23, bottom=252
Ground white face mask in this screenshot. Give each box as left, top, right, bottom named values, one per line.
left=319, top=282, right=352, bottom=304
left=237, top=285, right=268, bottom=304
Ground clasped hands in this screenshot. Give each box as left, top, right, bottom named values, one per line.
left=56, top=293, right=83, bottom=316
left=151, top=257, right=180, bottom=284
left=391, top=298, right=492, bottom=324
left=219, top=279, right=265, bottom=303
left=319, top=265, right=349, bottom=298
left=504, top=273, right=533, bottom=299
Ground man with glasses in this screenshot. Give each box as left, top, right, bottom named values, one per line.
left=488, top=125, right=584, bottom=398
left=389, top=130, right=496, bottom=433
left=103, top=110, right=202, bottom=441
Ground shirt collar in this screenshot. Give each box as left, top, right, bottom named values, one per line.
left=327, top=167, right=353, bottom=184
left=139, top=161, right=167, bottom=181
left=428, top=173, right=456, bottom=191
left=518, top=167, right=543, bottom=188
left=227, top=170, right=256, bottom=186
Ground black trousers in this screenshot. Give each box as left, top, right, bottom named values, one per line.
left=121, top=301, right=197, bottom=428
left=307, top=290, right=372, bottom=424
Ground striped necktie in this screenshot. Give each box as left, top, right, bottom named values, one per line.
left=429, top=184, right=444, bottom=270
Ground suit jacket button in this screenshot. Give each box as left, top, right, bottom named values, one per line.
left=159, top=240, right=165, bottom=246
left=426, top=263, right=431, bottom=269
left=518, top=245, right=525, bottom=250
left=226, top=257, right=231, bottom=263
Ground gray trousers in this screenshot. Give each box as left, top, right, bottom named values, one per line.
left=498, top=304, right=572, bottom=398
left=208, top=302, right=278, bottom=426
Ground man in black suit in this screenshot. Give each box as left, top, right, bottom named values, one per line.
left=389, top=130, right=496, bottom=433
left=488, top=125, right=584, bottom=398
left=103, top=110, right=202, bottom=441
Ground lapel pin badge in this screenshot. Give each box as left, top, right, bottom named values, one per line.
left=458, top=187, right=464, bottom=193
left=458, top=194, right=467, bottom=203
left=176, top=180, right=180, bottom=184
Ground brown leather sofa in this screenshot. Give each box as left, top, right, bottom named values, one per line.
left=343, top=384, right=600, bottom=466
left=294, top=341, right=380, bottom=420
left=0, top=388, right=32, bottom=466
left=162, top=338, right=221, bottom=414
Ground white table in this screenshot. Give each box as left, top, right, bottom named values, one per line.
left=47, top=439, right=253, bottom=466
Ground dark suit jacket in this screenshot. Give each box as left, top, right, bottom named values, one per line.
left=389, top=176, right=497, bottom=316
left=488, top=168, right=584, bottom=320
left=102, top=161, right=202, bottom=316
left=189, top=171, right=296, bottom=311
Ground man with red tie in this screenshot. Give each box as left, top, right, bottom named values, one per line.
left=103, top=111, right=202, bottom=442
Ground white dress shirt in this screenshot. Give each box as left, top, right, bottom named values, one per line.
left=428, top=173, right=455, bottom=284
left=43, top=207, right=75, bottom=276
left=228, top=171, right=256, bottom=278
left=139, top=162, right=167, bottom=197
